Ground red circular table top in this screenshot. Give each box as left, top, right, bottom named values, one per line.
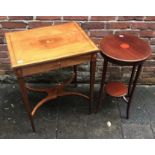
left=100, top=34, right=151, bottom=63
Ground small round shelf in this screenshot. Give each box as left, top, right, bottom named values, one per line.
left=105, top=82, right=128, bottom=97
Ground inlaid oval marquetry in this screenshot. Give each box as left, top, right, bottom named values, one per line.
left=120, top=43, right=130, bottom=49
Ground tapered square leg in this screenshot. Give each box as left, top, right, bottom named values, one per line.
left=16, top=69, right=36, bottom=132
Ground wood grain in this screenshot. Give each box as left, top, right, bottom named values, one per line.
left=20, top=54, right=91, bottom=77
left=5, top=22, right=98, bottom=68
left=100, top=34, right=151, bottom=63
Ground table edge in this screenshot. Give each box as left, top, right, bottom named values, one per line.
left=5, top=22, right=99, bottom=69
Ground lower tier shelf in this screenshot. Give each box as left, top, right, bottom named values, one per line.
left=105, top=82, right=128, bottom=97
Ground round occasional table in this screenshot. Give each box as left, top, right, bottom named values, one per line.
left=96, top=34, right=151, bottom=119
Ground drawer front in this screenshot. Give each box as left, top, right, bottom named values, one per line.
left=20, top=54, right=92, bottom=77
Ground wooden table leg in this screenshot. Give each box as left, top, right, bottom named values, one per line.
left=127, top=65, right=136, bottom=97
left=126, top=63, right=142, bottom=119
left=95, top=58, right=108, bottom=113
left=16, top=70, right=35, bottom=132
left=89, top=54, right=96, bottom=114
left=73, top=65, right=77, bottom=87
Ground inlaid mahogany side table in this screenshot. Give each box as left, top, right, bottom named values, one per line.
left=96, top=34, right=151, bottom=119
left=5, top=22, right=99, bottom=132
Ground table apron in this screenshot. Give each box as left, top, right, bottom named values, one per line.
left=17, top=54, right=92, bottom=77
left=102, top=54, right=144, bottom=66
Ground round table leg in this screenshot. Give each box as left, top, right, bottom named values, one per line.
left=128, top=65, right=136, bottom=97
left=89, top=54, right=96, bottom=114
left=95, top=58, right=108, bottom=113
left=126, top=63, right=143, bottom=119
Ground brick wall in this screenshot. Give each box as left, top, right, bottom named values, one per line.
left=0, top=16, right=155, bottom=84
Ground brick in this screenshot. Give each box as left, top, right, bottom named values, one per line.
left=140, top=30, right=155, bottom=38
left=142, top=73, right=155, bottom=78
left=90, top=30, right=113, bottom=37
left=144, top=60, right=155, bottom=66
left=122, top=66, right=132, bottom=72
left=0, top=44, right=7, bottom=51
left=36, top=16, right=61, bottom=20
left=28, top=22, right=52, bottom=28
left=140, top=38, right=150, bottom=43
left=131, top=22, right=147, bottom=29
left=118, top=16, right=144, bottom=21
left=0, top=70, right=6, bottom=74
left=142, top=68, right=155, bottom=74
left=0, top=16, right=7, bottom=20
left=150, top=45, right=155, bottom=53
left=108, top=66, right=122, bottom=79
left=53, top=21, right=68, bottom=25
left=0, top=58, right=10, bottom=64
left=106, top=22, right=131, bottom=29
left=115, top=30, right=139, bottom=36
left=91, top=16, right=115, bottom=21
left=90, top=37, right=101, bottom=45
left=141, top=77, right=155, bottom=83
left=0, top=29, right=10, bottom=37
left=1, top=22, right=27, bottom=29
left=8, top=16, right=33, bottom=20
left=81, top=22, right=105, bottom=29
left=149, top=53, right=155, bottom=60
left=143, top=67, right=155, bottom=72
left=63, top=16, right=88, bottom=21
left=145, top=16, right=155, bottom=21
left=131, top=22, right=155, bottom=30
left=0, top=37, right=5, bottom=44
left=0, top=38, right=3, bottom=44
left=150, top=38, right=155, bottom=45
left=0, top=15, right=154, bottom=84
left=146, top=23, right=155, bottom=29
left=0, top=64, right=10, bottom=70
left=109, top=66, right=121, bottom=72
left=0, top=69, right=12, bottom=74
left=0, top=51, right=8, bottom=58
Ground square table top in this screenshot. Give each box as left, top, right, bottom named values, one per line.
left=5, top=22, right=98, bottom=69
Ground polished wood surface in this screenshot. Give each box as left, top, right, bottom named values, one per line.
left=97, top=34, right=151, bottom=119
left=21, top=54, right=91, bottom=77
left=5, top=22, right=98, bottom=131
left=26, top=72, right=89, bottom=117
left=5, top=22, right=98, bottom=68
left=105, top=82, right=128, bottom=97
left=100, top=34, right=151, bottom=63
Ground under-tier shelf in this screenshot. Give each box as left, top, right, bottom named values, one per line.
left=105, top=82, right=128, bottom=97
